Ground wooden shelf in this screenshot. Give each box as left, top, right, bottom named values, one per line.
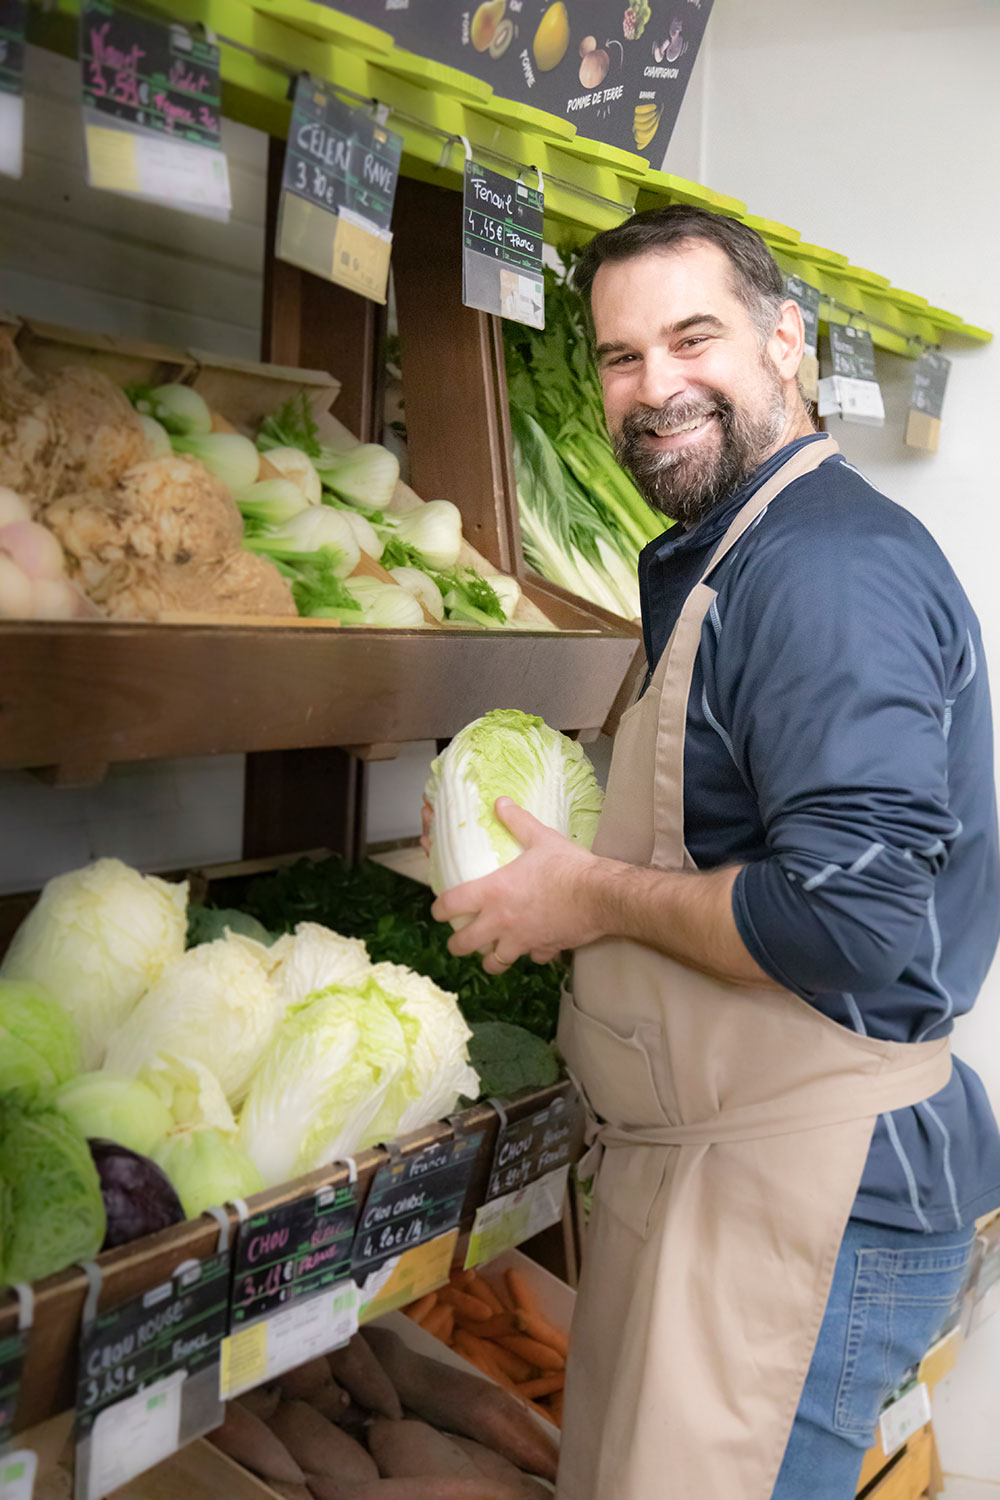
left=0, top=620, right=638, bottom=773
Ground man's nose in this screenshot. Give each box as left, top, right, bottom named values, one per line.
left=634, top=351, right=687, bottom=411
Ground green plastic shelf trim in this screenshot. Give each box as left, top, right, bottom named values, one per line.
left=925, top=306, right=966, bottom=331
left=250, top=0, right=392, bottom=52
left=886, top=289, right=929, bottom=310
left=743, top=214, right=801, bottom=246
left=793, top=242, right=849, bottom=268
left=467, top=95, right=578, bottom=141
left=634, top=171, right=746, bottom=217
left=955, top=324, right=992, bottom=344
left=374, top=47, right=494, bottom=102
left=836, top=265, right=892, bottom=290
left=555, top=134, right=651, bottom=179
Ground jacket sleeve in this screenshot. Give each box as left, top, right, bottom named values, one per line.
left=718, top=507, right=963, bottom=997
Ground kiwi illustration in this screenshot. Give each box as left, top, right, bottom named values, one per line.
left=489, top=17, right=514, bottom=58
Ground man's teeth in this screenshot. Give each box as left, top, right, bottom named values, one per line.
left=650, top=413, right=712, bottom=437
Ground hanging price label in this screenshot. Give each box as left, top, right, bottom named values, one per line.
left=784, top=274, right=820, bottom=403
left=462, top=160, right=544, bottom=330
left=0, top=1331, right=24, bottom=1452
left=818, top=325, right=885, bottom=426
left=466, top=1165, right=571, bottom=1269
left=484, top=1088, right=586, bottom=1203
left=906, top=351, right=950, bottom=452
left=74, top=1254, right=229, bottom=1500
left=0, top=0, right=27, bottom=180
left=352, top=1133, right=482, bottom=1286
left=79, top=0, right=230, bottom=217
left=220, top=1179, right=362, bottom=1400
left=277, top=75, right=401, bottom=305
left=0, top=1451, right=36, bottom=1500
left=878, top=1380, right=931, bottom=1456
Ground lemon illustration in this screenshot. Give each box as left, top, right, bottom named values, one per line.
left=533, top=2, right=570, bottom=71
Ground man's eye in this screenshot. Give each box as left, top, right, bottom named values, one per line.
left=607, top=353, right=637, bottom=367
left=680, top=337, right=709, bottom=350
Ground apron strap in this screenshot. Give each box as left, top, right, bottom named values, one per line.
left=651, top=436, right=839, bottom=870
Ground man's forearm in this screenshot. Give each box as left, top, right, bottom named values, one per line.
left=585, top=857, right=777, bottom=989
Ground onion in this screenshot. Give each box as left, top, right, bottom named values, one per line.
left=32, top=577, right=80, bottom=621
left=0, top=520, right=66, bottom=580
left=0, top=554, right=36, bottom=618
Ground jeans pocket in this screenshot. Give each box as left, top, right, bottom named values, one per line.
left=834, top=1236, right=973, bottom=1438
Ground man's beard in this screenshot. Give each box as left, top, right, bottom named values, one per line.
left=612, top=368, right=787, bottom=528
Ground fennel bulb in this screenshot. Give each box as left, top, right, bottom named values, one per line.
left=246, top=506, right=361, bottom=577
left=317, top=443, right=399, bottom=511
left=261, top=445, right=322, bottom=505
left=237, top=987, right=409, bottom=1187
left=388, top=566, right=445, bottom=622
left=131, top=383, right=212, bottom=436
left=171, top=432, right=261, bottom=494
left=386, top=500, right=463, bottom=570
left=488, top=573, right=522, bottom=619
left=104, top=933, right=283, bottom=1107
left=138, top=415, right=172, bottom=458
left=364, top=963, right=479, bottom=1141
left=344, top=576, right=426, bottom=628
left=333, top=504, right=384, bottom=560
left=425, top=709, right=604, bottom=894
left=235, top=478, right=311, bottom=526
left=0, top=859, right=188, bottom=1070
left=269, top=922, right=372, bottom=1010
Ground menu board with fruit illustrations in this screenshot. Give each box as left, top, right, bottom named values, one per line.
left=332, top=0, right=714, bottom=162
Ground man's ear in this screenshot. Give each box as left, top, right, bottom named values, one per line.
left=768, top=298, right=806, bottom=380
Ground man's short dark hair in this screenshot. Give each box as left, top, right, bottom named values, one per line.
left=574, top=205, right=787, bottom=342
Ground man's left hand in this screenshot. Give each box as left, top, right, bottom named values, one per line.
left=430, top=797, right=605, bottom=975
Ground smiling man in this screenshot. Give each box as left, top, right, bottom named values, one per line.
left=430, top=207, right=1000, bottom=1499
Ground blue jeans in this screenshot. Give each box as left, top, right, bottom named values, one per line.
left=771, top=1216, right=974, bottom=1500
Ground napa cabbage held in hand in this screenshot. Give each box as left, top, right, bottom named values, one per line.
left=424, top=709, right=604, bottom=895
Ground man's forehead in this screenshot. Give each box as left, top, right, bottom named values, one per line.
left=592, top=240, right=740, bottom=322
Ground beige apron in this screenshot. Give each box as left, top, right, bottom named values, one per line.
left=556, top=436, right=952, bottom=1500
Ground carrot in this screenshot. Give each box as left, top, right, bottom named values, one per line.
left=438, top=1287, right=493, bottom=1322
left=474, top=1340, right=534, bottom=1384
left=549, top=1390, right=564, bottom=1428
left=405, top=1292, right=438, bottom=1325
left=452, top=1331, right=519, bottom=1391
left=515, top=1373, right=565, bottom=1400
left=422, top=1304, right=453, bottom=1343
left=464, top=1272, right=506, bottom=1316
left=497, top=1335, right=564, bottom=1372
left=504, top=1268, right=547, bottom=1323
left=513, top=1309, right=570, bottom=1359
left=488, top=1271, right=515, bottom=1312
left=460, top=1312, right=516, bottom=1340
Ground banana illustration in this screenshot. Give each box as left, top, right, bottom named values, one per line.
left=632, top=101, right=663, bottom=149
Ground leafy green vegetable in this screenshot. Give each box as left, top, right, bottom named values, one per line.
left=154, top=1129, right=263, bottom=1218
left=466, top=1022, right=560, bottom=1099
left=0, top=978, right=81, bottom=1103
left=54, top=1073, right=173, bottom=1157
left=0, top=1099, right=106, bottom=1284
left=257, top=393, right=324, bottom=461
left=187, top=905, right=275, bottom=949
left=425, top=709, right=603, bottom=893
left=222, top=857, right=566, bottom=1042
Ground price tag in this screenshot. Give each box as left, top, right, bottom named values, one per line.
left=79, top=0, right=230, bottom=217
left=352, top=1133, right=482, bottom=1287
left=819, top=325, right=884, bottom=426
left=276, top=74, right=401, bottom=305
left=0, top=1332, right=24, bottom=1452
left=0, top=1451, right=36, bottom=1500
left=462, top=160, right=544, bottom=330
left=484, top=1088, right=587, bottom=1203
left=878, top=1379, right=931, bottom=1456
left=358, top=1229, right=459, bottom=1323
left=906, top=351, right=950, bottom=452
left=466, top=1164, right=570, bottom=1269
left=219, top=1180, right=362, bottom=1399
left=785, top=274, right=820, bottom=403
left=74, top=1254, right=229, bottom=1500
left=0, top=0, right=26, bottom=180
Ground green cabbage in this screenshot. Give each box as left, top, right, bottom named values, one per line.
left=104, top=934, right=282, bottom=1107
left=138, top=1055, right=237, bottom=1135
left=0, top=859, right=188, bottom=1070
left=237, top=987, right=408, bottom=1188
left=0, top=978, right=80, bottom=1103
left=424, top=709, right=604, bottom=894
left=0, top=1099, right=105, bottom=1284
left=153, top=1129, right=263, bottom=1218
left=53, top=1073, right=172, bottom=1158
left=364, top=963, right=479, bottom=1141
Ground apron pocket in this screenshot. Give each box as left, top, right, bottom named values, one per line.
left=558, top=987, right=671, bottom=1129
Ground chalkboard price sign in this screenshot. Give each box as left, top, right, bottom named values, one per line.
left=486, top=1087, right=587, bottom=1203
left=80, top=0, right=221, bottom=146
left=0, top=1330, right=24, bottom=1451
left=462, top=160, right=544, bottom=330
left=351, top=1132, right=482, bottom=1284
left=231, top=1181, right=361, bottom=1328
left=0, top=0, right=26, bottom=99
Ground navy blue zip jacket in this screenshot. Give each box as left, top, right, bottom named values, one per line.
left=638, top=433, right=1000, bottom=1231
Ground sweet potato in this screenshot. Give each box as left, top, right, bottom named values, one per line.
left=329, top=1334, right=404, bottom=1420
left=449, top=1435, right=554, bottom=1500
left=270, top=1484, right=314, bottom=1500
left=311, top=1378, right=352, bottom=1422
left=368, top=1418, right=486, bottom=1480
left=314, top=1481, right=524, bottom=1500
left=362, top=1328, right=558, bottom=1482
left=269, top=1400, right=379, bottom=1482
left=238, top=1385, right=282, bottom=1422
left=280, top=1356, right=342, bottom=1401
left=207, top=1402, right=305, bottom=1484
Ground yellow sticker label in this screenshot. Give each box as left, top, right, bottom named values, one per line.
left=331, top=215, right=391, bottom=305
left=84, top=125, right=141, bottom=193
left=219, top=1321, right=268, bottom=1400
left=359, top=1229, right=458, bottom=1322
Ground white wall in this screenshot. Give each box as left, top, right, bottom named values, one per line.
left=679, top=0, right=1000, bottom=1110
